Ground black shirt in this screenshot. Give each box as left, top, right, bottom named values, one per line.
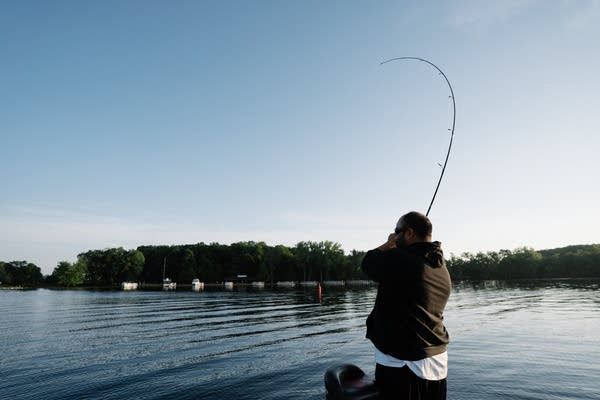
left=362, top=241, right=451, bottom=361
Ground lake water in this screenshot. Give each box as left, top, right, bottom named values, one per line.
left=1, top=280, right=599, bottom=400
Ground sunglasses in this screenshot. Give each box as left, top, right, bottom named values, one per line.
left=394, top=227, right=406, bottom=235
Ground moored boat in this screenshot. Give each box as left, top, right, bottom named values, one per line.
left=191, top=279, right=204, bottom=291
left=324, top=364, right=378, bottom=400
left=162, top=278, right=176, bottom=290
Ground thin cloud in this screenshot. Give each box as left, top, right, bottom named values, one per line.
left=561, top=0, right=600, bottom=29
left=447, top=0, right=600, bottom=31
left=446, top=0, right=539, bottom=30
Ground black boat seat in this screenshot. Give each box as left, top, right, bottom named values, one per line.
left=324, top=364, right=379, bottom=400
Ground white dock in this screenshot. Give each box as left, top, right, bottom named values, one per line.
left=275, top=281, right=296, bottom=288
left=345, top=280, right=374, bottom=287
left=121, top=282, right=138, bottom=290
left=299, top=281, right=318, bottom=287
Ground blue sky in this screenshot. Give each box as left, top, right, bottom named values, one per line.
left=2, top=1, right=599, bottom=274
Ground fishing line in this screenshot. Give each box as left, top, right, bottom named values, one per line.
left=380, top=57, right=456, bottom=217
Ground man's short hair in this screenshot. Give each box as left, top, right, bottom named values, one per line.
left=400, top=211, right=432, bottom=239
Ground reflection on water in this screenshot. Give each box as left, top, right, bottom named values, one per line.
left=1, top=280, right=599, bottom=399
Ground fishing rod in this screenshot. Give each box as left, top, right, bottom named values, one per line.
left=380, top=57, right=456, bottom=217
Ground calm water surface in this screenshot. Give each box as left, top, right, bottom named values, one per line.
left=1, top=280, right=599, bottom=399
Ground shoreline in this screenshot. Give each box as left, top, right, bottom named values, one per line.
left=1, top=276, right=598, bottom=291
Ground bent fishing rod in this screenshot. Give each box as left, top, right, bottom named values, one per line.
left=380, top=57, right=456, bottom=217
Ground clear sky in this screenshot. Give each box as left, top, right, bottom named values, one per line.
left=2, top=1, right=599, bottom=274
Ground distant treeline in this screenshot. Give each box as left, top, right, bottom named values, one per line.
left=447, top=244, right=600, bottom=280
left=2, top=243, right=600, bottom=287
left=136, top=241, right=365, bottom=285
left=1, top=241, right=366, bottom=287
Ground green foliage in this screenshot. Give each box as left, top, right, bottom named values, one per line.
left=7, top=242, right=598, bottom=287
left=0, top=261, right=43, bottom=286
left=175, top=248, right=196, bottom=283
left=135, top=240, right=367, bottom=284
left=260, top=245, right=295, bottom=283
left=0, top=262, right=8, bottom=283
left=346, top=250, right=367, bottom=280
left=50, top=260, right=88, bottom=287
left=123, top=250, right=145, bottom=281
left=78, top=248, right=145, bottom=286
left=447, top=245, right=600, bottom=280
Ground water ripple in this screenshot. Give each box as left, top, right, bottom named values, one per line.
left=1, top=281, right=599, bottom=399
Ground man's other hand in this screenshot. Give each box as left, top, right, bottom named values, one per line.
left=377, top=233, right=398, bottom=251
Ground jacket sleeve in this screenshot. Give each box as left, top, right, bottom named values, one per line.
left=361, top=248, right=414, bottom=283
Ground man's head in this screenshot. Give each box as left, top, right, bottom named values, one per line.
left=394, top=211, right=432, bottom=247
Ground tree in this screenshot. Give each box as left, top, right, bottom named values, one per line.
left=0, top=261, right=8, bottom=284
left=78, top=248, right=144, bottom=285
left=344, top=249, right=367, bottom=280
left=196, top=253, right=219, bottom=282
left=3, top=261, right=43, bottom=286
left=120, top=250, right=144, bottom=282
left=176, top=248, right=196, bottom=283
left=294, top=242, right=313, bottom=281
left=320, top=241, right=345, bottom=281
left=261, top=245, right=294, bottom=284
left=51, top=260, right=87, bottom=287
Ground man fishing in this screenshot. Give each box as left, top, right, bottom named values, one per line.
left=362, top=211, right=451, bottom=400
